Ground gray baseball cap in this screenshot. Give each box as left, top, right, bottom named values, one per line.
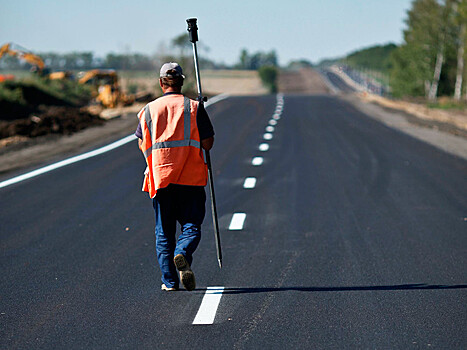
left=160, top=62, right=185, bottom=78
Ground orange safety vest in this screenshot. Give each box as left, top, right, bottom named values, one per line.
left=138, top=94, right=208, bottom=198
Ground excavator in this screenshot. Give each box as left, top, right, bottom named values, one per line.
left=0, top=42, right=72, bottom=80
left=78, top=69, right=134, bottom=108
left=0, top=42, right=46, bottom=74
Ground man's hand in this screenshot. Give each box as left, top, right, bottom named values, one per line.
left=201, top=137, right=214, bottom=151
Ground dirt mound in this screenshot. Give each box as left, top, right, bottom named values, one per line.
left=0, top=106, right=105, bottom=139
left=0, top=99, right=37, bottom=122
left=0, top=79, right=104, bottom=142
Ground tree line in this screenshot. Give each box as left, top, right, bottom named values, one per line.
left=391, top=0, right=466, bottom=101
left=0, top=46, right=279, bottom=73
left=343, top=44, right=398, bottom=74
left=0, top=51, right=167, bottom=71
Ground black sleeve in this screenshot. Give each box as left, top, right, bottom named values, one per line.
left=135, top=121, right=142, bottom=139
left=196, top=103, right=215, bottom=140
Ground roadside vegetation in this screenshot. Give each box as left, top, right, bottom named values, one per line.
left=319, top=0, right=467, bottom=107
left=391, top=0, right=466, bottom=102
left=344, top=44, right=397, bottom=74
left=0, top=78, right=92, bottom=119
left=258, top=66, right=278, bottom=93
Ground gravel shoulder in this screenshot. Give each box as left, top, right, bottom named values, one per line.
left=319, top=67, right=467, bottom=161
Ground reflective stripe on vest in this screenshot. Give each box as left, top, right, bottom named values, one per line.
left=142, top=96, right=201, bottom=159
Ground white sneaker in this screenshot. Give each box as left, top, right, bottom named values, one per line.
left=161, top=284, right=178, bottom=291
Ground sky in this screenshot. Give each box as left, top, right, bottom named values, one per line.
left=0, top=0, right=413, bottom=66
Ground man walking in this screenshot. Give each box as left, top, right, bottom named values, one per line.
left=135, top=62, right=214, bottom=291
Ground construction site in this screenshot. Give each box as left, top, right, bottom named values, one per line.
left=0, top=43, right=151, bottom=142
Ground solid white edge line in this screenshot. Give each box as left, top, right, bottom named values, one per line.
left=204, top=93, right=229, bottom=108
left=243, top=177, right=257, bottom=189
left=0, top=135, right=137, bottom=189
left=192, top=286, right=225, bottom=325
left=229, top=213, right=246, bottom=230
left=0, top=94, right=229, bottom=190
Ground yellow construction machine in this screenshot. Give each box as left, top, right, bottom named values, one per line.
left=78, top=69, right=134, bottom=108
left=0, top=42, right=73, bottom=80
left=0, top=42, right=46, bottom=74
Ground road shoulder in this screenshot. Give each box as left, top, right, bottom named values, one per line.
left=343, top=94, right=467, bottom=161
left=0, top=113, right=138, bottom=176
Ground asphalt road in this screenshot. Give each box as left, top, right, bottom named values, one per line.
left=1, top=92, right=466, bottom=349
left=324, top=70, right=357, bottom=93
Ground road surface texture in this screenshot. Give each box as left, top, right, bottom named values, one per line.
left=1, top=91, right=466, bottom=349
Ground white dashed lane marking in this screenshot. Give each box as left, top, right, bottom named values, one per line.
left=198, top=94, right=284, bottom=325
left=252, top=157, right=264, bottom=166
left=207, top=94, right=284, bottom=324
left=229, top=213, right=247, bottom=230
left=243, top=177, right=257, bottom=189
left=192, top=287, right=225, bottom=325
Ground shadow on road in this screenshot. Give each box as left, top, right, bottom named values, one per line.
left=217, top=284, right=467, bottom=295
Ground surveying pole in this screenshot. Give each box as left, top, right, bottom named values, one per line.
left=187, top=18, right=223, bottom=269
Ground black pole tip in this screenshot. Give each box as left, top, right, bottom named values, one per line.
left=186, top=18, right=199, bottom=43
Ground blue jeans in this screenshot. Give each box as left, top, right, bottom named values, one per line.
left=152, top=184, right=206, bottom=289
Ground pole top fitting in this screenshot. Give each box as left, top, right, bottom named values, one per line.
left=186, top=18, right=199, bottom=43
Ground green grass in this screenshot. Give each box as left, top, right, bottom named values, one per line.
left=426, top=96, right=467, bottom=110
left=0, top=84, right=26, bottom=104
left=0, top=70, right=32, bottom=79
left=427, top=100, right=467, bottom=110
left=0, top=77, right=93, bottom=107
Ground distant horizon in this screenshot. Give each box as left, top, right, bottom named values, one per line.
left=2, top=41, right=399, bottom=68
left=0, top=0, right=412, bottom=66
